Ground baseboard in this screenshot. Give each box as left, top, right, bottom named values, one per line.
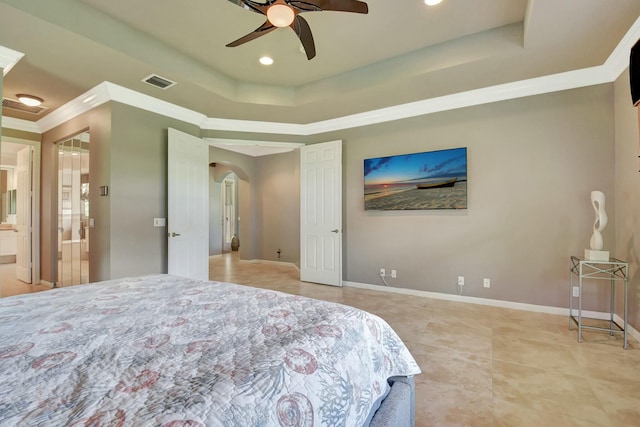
left=0, top=255, right=16, bottom=264
left=39, top=280, right=55, bottom=288
left=239, top=259, right=300, bottom=270
left=343, top=280, right=640, bottom=342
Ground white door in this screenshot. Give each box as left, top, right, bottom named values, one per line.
left=167, top=128, right=209, bottom=280
left=15, top=146, right=32, bottom=283
left=300, top=140, right=342, bottom=286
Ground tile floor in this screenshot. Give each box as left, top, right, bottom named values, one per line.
left=209, top=254, right=640, bottom=427
left=0, top=263, right=50, bottom=297
left=3, top=254, right=639, bottom=426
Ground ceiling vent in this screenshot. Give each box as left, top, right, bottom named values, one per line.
left=141, top=74, right=177, bottom=90
left=2, top=97, right=49, bottom=115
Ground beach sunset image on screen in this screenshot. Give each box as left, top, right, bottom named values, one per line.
left=364, top=147, right=467, bottom=210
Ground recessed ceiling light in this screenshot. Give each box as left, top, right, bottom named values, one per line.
left=424, top=0, right=442, bottom=5
left=16, top=94, right=44, bottom=107
left=259, top=56, right=274, bottom=65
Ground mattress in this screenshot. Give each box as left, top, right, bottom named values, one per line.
left=0, top=274, right=420, bottom=426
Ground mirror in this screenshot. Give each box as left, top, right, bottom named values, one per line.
left=0, top=168, right=16, bottom=224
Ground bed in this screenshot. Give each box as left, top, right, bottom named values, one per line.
left=0, top=274, right=420, bottom=426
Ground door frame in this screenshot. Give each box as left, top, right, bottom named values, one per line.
left=0, top=136, right=41, bottom=285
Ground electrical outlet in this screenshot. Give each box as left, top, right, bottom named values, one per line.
left=483, top=278, right=490, bottom=288
left=391, top=270, right=397, bottom=278
left=457, top=276, right=464, bottom=286
left=572, top=286, right=580, bottom=297
left=380, top=268, right=386, bottom=277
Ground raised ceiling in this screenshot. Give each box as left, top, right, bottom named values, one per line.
left=1, top=0, right=640, bottom=125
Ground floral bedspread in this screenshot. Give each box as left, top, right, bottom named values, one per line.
left=0, top=274, right=420, bottom=426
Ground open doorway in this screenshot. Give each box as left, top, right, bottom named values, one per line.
left=209, top=162, right=248, bottom=259
left=0, top=138, right=42, bottom=297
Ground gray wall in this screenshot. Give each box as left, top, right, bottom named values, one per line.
left=255, top=150, right=300, bottom=265
left=614, top=68, right=640, bottom=332
left=208, top=147, right=300, bottom=265
left=29, top=75, right=638, bottom=328
left=209, top=147, right=257, bottom=261
left=41, top=104, right=111, bottom=283
left=42, top=102, right=200, bottom=283
left=208, top=166, right=223, bottom=256
left=108, top=103, right=200, bottom=279
left=322, top=85, right=616, bottom=311
left=208, top=167, right=238, bottom=256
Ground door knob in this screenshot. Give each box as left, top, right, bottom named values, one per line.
left=331, top=229, right=339, bottom=233
left=170, top=232, right=181, bottom=237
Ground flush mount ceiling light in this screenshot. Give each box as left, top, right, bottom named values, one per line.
left=424, top=0, right=442, bottom=5
left=16, top=94, right=44, bottom=107
left=226, top=0, right=369, bottom=60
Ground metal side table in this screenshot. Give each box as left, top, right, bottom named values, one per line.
left=569, top=256, right=629, bottom=349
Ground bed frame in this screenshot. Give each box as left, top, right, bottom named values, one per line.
left=370, top=376, right=416, bottom=427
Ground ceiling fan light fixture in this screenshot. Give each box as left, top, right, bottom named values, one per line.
left=16, top=94, right=44, bottom=107
left=267, top=4, right=295, bottom=27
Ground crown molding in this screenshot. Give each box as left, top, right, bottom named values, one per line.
left=0, top=45, right=24, bottom=76
left=2, top=16, right=639, bottom=137
left=205, top=138, right=304, bottom=157
left=604, top=15, right=640, bottom=79
left=201, top=117, right=307, bottom=135
left=105, top=82, right=207, bottom=129
left=35, top=81, right=208, bottom=134
left=1, top=116, right=40, bottom=133
left=36, top=82, right=112, bottom=133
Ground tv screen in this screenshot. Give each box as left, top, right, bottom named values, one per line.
left=364, top=147, right=467, bottom=210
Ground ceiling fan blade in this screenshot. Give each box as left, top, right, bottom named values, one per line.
left=289, top=0, right=368, bottom=14
left=226, top=21, right=277, bottom=47
left=291, top=15, right=316, bottom=60
left=227, top=0, right=271, bottom=15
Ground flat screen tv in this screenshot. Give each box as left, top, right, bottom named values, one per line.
left=364, top=147, right=467, bottom=210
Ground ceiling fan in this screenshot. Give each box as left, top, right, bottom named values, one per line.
left=226, top=0, right=369, bottom=60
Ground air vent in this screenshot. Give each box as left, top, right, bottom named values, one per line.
left=141, top=74, right=177, bottom=90
left=2, top=97, right=49, bottom=115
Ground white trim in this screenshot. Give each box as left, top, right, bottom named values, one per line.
left=0, top=45, right=24, bottom=76
left=2, top=16, right=640, bottom=136
left=205, top=138, right=304, bottom=149
left=39, top=279, right=54, bottom=288
left=239, top=259, right=300, bottom=270
left=0, top=117, right=40, bottom=134
left=205, top=138, right=304, bottom=157
left=2, top=136, right=42, bottom=286
left=604, top=15, right=640, bottom=79
left=36, top=83, right=111, bottom=133
left=105, top=82, right=206, bottom=129
left=201, top=117, right=307, bottom=135
left=343, top=280, right=640, bottom=344
left=615, top=314, right=640, bottom=344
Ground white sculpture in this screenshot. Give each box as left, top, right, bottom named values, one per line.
left=585, top=190, right=609, bottom=261
left=589, top=191, right=607, bottom=250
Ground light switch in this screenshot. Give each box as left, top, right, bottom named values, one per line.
left=89, top=218, right=95, bottom=228
left=154, top=218, right=166, bottom=227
